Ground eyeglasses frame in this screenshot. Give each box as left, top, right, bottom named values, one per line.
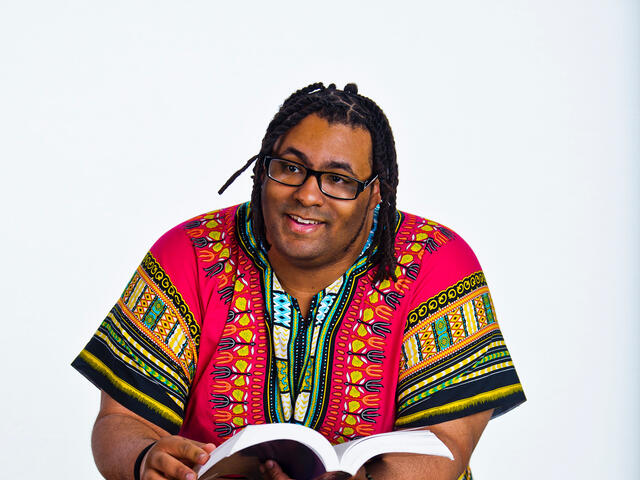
left=264, top=156, right=378, bottom=200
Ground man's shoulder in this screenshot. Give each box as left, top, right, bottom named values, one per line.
left=150, top=203, right=246, bottom=257
left=395, top=209, right=481, bottom=274
left=396, top=210, right=464, bottom=252
left=175, top=203, right=244, bottom=230
left=398, top=210, right=457, bottom=233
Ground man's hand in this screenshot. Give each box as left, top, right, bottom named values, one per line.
left=92, top=391, right=216, bottom=480
left=140, top=436, right=215, bottom=480
left=259, top=460, right=290, bottom=480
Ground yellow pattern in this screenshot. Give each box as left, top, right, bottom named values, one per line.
left=167, top=326, right=187, bottom=356
left=136, top=266, right=198, bottom=367
left=403, top=336, right=420, bottom=367
left=395, top=384, right=524, bottom=426
left=405, top=286, right=490, bottom=339
left=273, top=325, right=289, bottom=358
left=398, top=340, right=506, bottom=402
left=78, top=349, right=183, bottom=426
left=109, top=311, right=187, bottom=383
left=310, top=323, right=322, bottom=353
left=325, top=276, right=344, bottom=294
left=401, top=323, right=500, bottom=378
left=96, top=318, right=188, bottom=401
left=294, top=392, right=310, bottom=422
left=462, top=301, right=477, bottom=335
left=125, top=275, right=146, bottom=310
left=281, top=393, right=292, bottom=421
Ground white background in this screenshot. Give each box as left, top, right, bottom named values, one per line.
left=1, top=1, right=637, bottom=478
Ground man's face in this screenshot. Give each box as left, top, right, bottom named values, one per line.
left=261, top=113, right=380, bottom=270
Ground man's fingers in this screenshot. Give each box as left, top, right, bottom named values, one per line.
left=148, top=451, right=197, bottom=480
left=189, top=440, right=216, bottom=458
left=262, top=460, right=293, bottom=480
left=169, top=436, right=212, bottom=464
left=201, top=442, right=216, bottom=455
left=144, top=467, right=178, bottom=480
left=156, top=436, right=213, bottom=465
left=142, top=436, right=215, bottom=480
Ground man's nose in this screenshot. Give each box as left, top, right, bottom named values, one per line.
left=292, top=174, right=324, bottom=206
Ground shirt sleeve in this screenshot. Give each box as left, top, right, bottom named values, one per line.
left=395, top=227, right=525, bottom=428
left=71, top=224, right=201, bottom=433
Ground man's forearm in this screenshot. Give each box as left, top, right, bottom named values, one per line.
left=93, top=392, right=215, bottom=480
left=364, top=452, right=465, bottom=480
left=92, top=411, right=162, bottom=480
left=363, top=409, right=493, bottom=480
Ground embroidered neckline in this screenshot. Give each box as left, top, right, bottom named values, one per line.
left=235, top=202, right=379, bottom=425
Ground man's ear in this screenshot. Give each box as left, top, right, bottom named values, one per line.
left=368, top=179, right=382, bottom=211
left=258, top=164, right=266, bottom=183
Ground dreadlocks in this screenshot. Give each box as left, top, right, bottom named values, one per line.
left=218, top=82, right=399, bottom=283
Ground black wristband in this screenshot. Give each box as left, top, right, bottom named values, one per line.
left=133, top=442, right=156, bottom=480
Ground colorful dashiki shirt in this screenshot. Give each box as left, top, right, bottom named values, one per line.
left=73, top=202, right=525, bottom=478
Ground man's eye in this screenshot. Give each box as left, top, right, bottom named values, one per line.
left=327, top=175, right=346, bottom=185
left=285, top=164, right=301, bottom=173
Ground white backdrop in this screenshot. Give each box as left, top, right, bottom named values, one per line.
left=1, top=1, right=637, bottom=478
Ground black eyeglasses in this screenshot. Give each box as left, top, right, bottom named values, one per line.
left=265, top=156, right=378, bottom=200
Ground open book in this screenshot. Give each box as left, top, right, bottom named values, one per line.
left=195, top=423, right=453, bottom=480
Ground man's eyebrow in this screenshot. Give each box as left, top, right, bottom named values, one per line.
left=279, top=147, right=357, bottom=176
left=279, top=147, right=308, bottom=162
left=324, top=160, right=356, bottom=176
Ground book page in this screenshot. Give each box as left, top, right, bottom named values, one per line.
left=332, top=430, right=453, bottom=473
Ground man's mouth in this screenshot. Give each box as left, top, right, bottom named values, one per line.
left=287, top=214, right=323, bottom=225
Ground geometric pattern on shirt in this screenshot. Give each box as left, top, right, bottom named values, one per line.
left=270, top=274, right=342, bottom=424
left=405, top=271, right=487, bottom=333
left=208, top=282, right=263, bottom=439
left=263, top=254, right=370, bottom=429
left=175, top=203, right=522, bottom=454
left=234, top=202, right=398, bottom=437
left=330, top=211, right=411, bottom=443
left=73, top=202, right=524, bottom=459
left=185, top=208, right=237, bottom=306
left=396, top=275, right=523, bottom=427
left=73, top=251, right=199, bottom=431
left=333, top=211, right=464, bottom=443
left=199, top=203, right=401, bottom=443
left=125, top=252, right=199, bottom=378
left=184, top=206, right=264, bottom=440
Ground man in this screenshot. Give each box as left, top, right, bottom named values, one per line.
left=73, top=83, right=525, bottom=480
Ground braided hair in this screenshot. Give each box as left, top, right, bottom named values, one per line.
left=219, top=82, right=399, bottom=283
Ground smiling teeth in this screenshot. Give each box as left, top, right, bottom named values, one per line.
left=292, top=215, right=320, bottom=225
